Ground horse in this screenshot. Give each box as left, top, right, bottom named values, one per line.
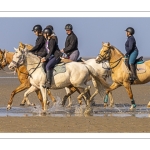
left=0, top=48, right=56, bottom=110
left=95, top=42, right=150, bottom=109
left=8, top=47, right=108, bottom=112
left=19, top=42, right=114, bottom=107
left=64, top=58, right=114, bottom=107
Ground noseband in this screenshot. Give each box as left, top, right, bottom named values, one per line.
left=97, top=46, right=123, bottom=70
left=11, top=51, right=25, bottom=68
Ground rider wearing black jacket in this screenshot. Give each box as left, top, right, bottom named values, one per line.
left=29, top=25, right=47, bottom=57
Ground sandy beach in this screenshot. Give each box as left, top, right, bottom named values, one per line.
left=0, top=69, right=150, bottom=133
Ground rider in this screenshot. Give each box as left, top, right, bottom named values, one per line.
left=46, top=25, right=58, bottom=44
left=125, top=27, right=138, bottom=82
left=29, top=25, right=46, bottom=58
left=41, top=28, right=62, bottom=89
left=60, top=24, right=80, bottom=61
left=29, top=25, right=47, bottom=58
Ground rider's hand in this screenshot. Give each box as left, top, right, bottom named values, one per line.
left=60, top=49, right=64, bottom=53
left=41, top=57, right=46, bottom=62
left=125, top=53, right=129, bottom=58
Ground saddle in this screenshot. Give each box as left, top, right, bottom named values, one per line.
left=123, top=56, right=146, bottom=74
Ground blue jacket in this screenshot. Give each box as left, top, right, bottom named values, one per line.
left=125, top=35, right=138, bottom=55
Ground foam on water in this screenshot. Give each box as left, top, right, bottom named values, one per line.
left=0, top=101, right=150, bottom=118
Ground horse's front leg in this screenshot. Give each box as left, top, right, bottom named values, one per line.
left=7, top=81, right=30, bottom=110
left=123, top=82, right=136, bottom=110
left=40, top=85, right=47, bottom=112
left=104, top=82, right=121, bottom=107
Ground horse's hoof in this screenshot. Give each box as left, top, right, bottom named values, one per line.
left=46, top=101, right=50, bottom=106
left=104, top=103, right=108, bottom=107
left=91, top=101, right=96, bottom=106
left=130, top=104, right=136, bottom=110
left=7, top=105, right=11, bottom=110
left=20, top=103, right=25, bottom=106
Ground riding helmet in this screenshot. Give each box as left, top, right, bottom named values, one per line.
left=46, top=25, right=54, bottom=31
left=32, top=25, right=42, bottom=32
left=43, top=28, right=53, bottom=36
left=65, top=24, right=73, bottom=30
left=125, top=27, right=135, bottom=35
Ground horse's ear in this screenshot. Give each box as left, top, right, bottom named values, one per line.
left=107, top=42, right=110, bottom=46
left=14, top=47, right=18, bottom=52
left=102, top=42, right=104, bottom=45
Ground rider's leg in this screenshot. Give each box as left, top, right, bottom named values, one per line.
left=129, top=50, right=138, bottom=81
left=69, top=50, right=80, bottom=61
left=45, top=57, right=58, bottom=89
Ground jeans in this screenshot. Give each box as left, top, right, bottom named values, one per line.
left=45, top=56, right=60, bottom=71
left=129, top=50, right=138, bottom=65
left=69, top=50, right=80, bottom=61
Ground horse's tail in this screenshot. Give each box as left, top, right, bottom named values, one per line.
left=84, top=64, right=110, bottom=97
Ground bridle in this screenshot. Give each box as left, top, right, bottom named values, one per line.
left=96, top=46, right=123, bottom=70
left=0, top=50, right=8, bottom=69
left=11, top=49, right=41, bottom=78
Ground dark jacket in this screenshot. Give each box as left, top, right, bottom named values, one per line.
left=30, top=35, right=47, bottom=57
left=45, top=36, right=63, bottom=61
left=125, top=35, right=138, bottom=55
left=63, top=31, right=78, bottom=55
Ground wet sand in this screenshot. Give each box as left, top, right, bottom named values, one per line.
left=0, top=69, right=150, bottom=133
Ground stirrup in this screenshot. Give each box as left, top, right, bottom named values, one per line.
left=45, top=82, right=51, bottom=89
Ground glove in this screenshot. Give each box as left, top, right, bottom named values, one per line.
left=125, top=53, right=129, bottom=58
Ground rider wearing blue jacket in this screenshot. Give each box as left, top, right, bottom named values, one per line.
left=125, top=27, right=138, bottom=82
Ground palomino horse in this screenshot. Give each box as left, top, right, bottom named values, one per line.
left=8, top=47, right=108, bottom=112
left=0, top=48, right=56, bottom=110
left=95, top=42, right=150, bottom=109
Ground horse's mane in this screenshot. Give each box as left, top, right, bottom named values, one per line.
left=110, top=45, right=124, bottom=56
left=27, top=52, right=40, bottom=62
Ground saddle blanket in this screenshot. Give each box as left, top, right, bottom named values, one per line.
left=53, top=63, right=66, bottom=76
left=122, top=59, right=146, bottom=74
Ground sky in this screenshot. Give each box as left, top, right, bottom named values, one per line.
left=0, top=17, right=150, bottom=57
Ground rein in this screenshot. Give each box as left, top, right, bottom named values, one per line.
left=11, top=51, right=42, bottom=78
left=98, top=46, right=123, bottom=70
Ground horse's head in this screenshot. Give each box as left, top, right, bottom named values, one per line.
left=19, top=42, right=33, bottom=51
left=8, top=47, right=27, bottom=70
left=95, top=42, right=112, bottom=63
left=0, top=49, right=7, bottom=69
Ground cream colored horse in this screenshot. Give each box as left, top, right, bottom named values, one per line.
left=96, top=42, right=150, bottom=109
left=66, top=59, right=114, bottom=107
left=8, top=47, right=107, bottom=112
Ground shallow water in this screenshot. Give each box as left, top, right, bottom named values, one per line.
left=1, top=102, right=150, bottom=118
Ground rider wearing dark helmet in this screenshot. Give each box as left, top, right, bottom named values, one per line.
left=29, top=25, right=46, bottom=57
left=125, top=27, right=138, bottom=82
left=41, top=28, right=62, bottom=89
left=46, top=25, right=58, bottom=44
left=60, top=24, right=80, bottom=61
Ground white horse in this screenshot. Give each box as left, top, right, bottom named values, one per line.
left=65, top=59, right=114, bottom=107
left=8, top=47, right=108, bottom=112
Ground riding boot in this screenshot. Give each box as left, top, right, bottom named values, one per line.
left=45, top=70, right=52, bottom=89
left=129, top=64, right=137, bottom=83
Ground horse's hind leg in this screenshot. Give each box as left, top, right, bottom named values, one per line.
left=61, top=87, right=77, bottom=107
left=77, top=85, right=91, bottom=106
left=7, top=81, right=30, bottom=110
left=47, top=89, right=56, bottom=104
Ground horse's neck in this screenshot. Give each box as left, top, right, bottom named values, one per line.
left=5, top=52, right=14, bottom=64
left=26, top=54, right=41, bottom=70
left=109, top=48, right=124, bottom=70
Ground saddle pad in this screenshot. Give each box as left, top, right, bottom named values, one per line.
left=53, top=64, right=66, bottom=76
left=136, top=63, right=146, bottom=74
left=122, top=59, right=146, bottom=74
